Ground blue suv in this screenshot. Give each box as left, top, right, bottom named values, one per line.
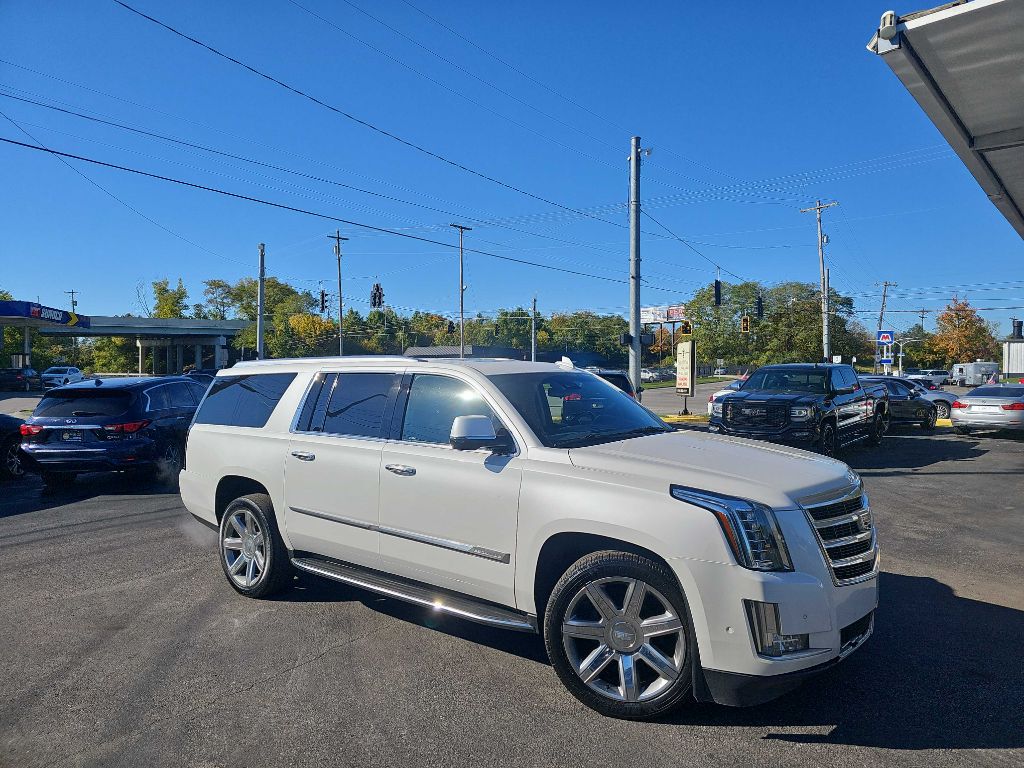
left=19, top=376, right=207, bottom=488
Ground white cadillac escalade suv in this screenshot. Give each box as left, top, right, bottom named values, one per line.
left=181, top=357, right=877, bottom=719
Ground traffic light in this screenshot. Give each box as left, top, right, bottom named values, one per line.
left=740, top=315, right=751, bottom=333
left=679, top=319, right=693, bottom=335
left=714, top=279, right=722, bottom=306
left=756, top=294, right=764, bottom=319
left=370, top=282, right=384, bottom=309
left=319, top=289, right=327, bottom=313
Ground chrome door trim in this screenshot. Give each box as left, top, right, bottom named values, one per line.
left=290, top=506, right=511, bottom=564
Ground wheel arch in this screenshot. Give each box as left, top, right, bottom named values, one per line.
left=532, top=531, right=679, bottom=622
left=214, top=475, right=271, bottom=523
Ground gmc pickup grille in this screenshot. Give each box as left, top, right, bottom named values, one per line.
left=803, top=489, right=878, bottom=586
left=723, top=402, right=788, bottom=428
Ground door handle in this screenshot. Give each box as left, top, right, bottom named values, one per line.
left=385, top=464, right=416, bottom=476
left=291, top=451, right=316, bottom=462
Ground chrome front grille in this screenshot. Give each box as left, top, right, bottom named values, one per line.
left=803, top=486, right=877, bottom=585
left=723, top=402, right=788, bottom=428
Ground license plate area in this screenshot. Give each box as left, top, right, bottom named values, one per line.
left=60, top=430, right=83, bottom=442
left=973, top=406, right=1001, bottom=413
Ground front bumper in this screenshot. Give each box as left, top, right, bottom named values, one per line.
left=708, top=419, right=820, bottom=445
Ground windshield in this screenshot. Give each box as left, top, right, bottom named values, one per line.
left=34, top=390, right=132, bottom=418
left=741, top=368, right=828, bottom=394
left=488, top=371, right=670, bottom=449
left=970, top=386, right=1024, bottom=398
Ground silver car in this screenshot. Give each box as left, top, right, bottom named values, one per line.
left=951, top=385, right=1024, bottom=434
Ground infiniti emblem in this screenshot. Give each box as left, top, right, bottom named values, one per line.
left=65, top=419, right=77, bottom=424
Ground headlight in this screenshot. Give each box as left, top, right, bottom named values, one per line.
left=790, top=406, right=813, bottom=421
left=711, top=401, right=723, bottom=416
left=670, top=486, right=793, bottom=571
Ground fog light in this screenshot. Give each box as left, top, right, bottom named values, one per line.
left=744, top=600, right=809, bottom=658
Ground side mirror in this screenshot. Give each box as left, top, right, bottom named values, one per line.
left=450, top=415, right=509, bottom=452
left=833, top=386, right=855, bottom=396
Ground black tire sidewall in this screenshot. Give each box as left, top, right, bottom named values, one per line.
left=218, top=493, right=291, bottom=599
left=543, top=550, right=694, bottom=720
left=820, top=422, right=838, bottom=456
left=1, top=436, right=24, bottom=480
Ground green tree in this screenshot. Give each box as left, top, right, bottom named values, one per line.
left=92, top=335, right=136, bottom=373
left=152, top=278, right=189, bottom=319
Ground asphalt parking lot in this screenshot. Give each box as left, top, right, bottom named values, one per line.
left=1, top=425, right=1022, bottom=767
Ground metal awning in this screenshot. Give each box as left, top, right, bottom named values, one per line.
left=868, top=0, right=1024, bottom=238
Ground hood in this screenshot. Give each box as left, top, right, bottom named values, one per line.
left=720, top=390, right=822, bottom=405
left=568, top=430, right=854, bottom=509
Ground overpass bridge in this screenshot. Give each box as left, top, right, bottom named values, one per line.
left=1, top=300, right=250, bottom=373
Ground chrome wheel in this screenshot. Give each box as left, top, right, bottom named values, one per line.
left=3, top=438, right=24, bottom=479
left=935, top=401, right=950, bottom=419
left=561, top=577, right=686, bottom=703
left=222, top=508, right=267, bottom=589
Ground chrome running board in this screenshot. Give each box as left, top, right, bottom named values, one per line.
left=291, top=556, right=537, bottom=632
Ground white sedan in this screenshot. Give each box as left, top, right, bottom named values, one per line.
left=707, top=379, right=742, bottom=414
left=41, top=366, right=85, bottom=389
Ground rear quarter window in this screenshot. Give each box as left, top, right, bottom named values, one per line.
left=194, top=373, right=297, bottom=428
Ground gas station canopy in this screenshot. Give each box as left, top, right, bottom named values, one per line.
left=868, top=0, right=1024, bottom=239
left=0, top=300, right=90, bottom=329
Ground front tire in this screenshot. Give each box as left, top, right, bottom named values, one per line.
left=219, top=493, right=292, bottom=598
left=544, top=550, right=693, bottom=720
left=921, top=409, right=937, bottom=431
left=818, top=421, right=839, bottom=457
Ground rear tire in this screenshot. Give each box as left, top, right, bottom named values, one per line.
left=2, top=435, right=24, bottom=481
left=934, top=401, right=951, bottom=420
left=219, top=493, right=292, bottom=598
left=867, top=410, right=888, bottom=446
left=544, top=550, right=693, bottom=720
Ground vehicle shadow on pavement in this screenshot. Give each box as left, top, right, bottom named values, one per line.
left=845, top=434, right=988, bottom=475
left=0, top=472, right=179, bottom=519
left=673, top=571, right=1023, bottom=750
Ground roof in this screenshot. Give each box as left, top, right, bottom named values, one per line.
left=758, top=363, right=844, bottom=369
left=231, top=356, right=571, bottom=376
left=56, top=376, right=187, bottom=390
left=868, top=0, right=1024, bottom=238
left=402, top=345, right=525, bottom=359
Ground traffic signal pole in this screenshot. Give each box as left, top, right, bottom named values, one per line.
left=628, top=137, right=642, bottom=400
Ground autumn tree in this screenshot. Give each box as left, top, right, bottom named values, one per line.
left=927, top=298, right=998, bottom=365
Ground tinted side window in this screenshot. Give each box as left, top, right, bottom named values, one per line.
left=886, top=381, right=910, bottom=396
left=145, top=385, right=171, bottom=411
left=187, top=381, right=208, bottom=403
left=401, top=374, right=499, bottom=445
left=321, top=373, right=397, bottom=438
left=194, top=373, right=297, bottom=428
left=167, top=382, right=196, bottom=407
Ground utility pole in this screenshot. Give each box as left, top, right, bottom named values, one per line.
left=874, top=281, right=897, bottom=373
left=256, top=243, right=266, bottom=360
left=329, top=230, right=348, bottom=356
left=799, top=199, right=838, bottom=362
left=628, top=136, right=642, bottom=400
left=450, top=224, right=472, bottom=358
left=64, top=289, right=78, bottom=313
left=918, top=308, right=927, bottom=328
left=531, top=295, right=537, bottom=362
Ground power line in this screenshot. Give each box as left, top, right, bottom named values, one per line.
left=112, top=0, right=624, bottom=229
left=2, top=136, right=709, bottom=291
left=639, top=209, right=747, bottom=282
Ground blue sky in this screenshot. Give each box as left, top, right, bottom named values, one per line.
left=1, top=0, right=1021, bottom=336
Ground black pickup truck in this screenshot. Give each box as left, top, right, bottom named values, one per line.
left=708, top=363, right=889, bottom=457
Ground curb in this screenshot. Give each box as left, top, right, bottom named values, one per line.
left=661, top=414, right=710, bottom=424
left=936, top=418, right=952, bottom=427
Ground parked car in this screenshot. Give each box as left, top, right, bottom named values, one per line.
left=0, top=367, right=41, bottom=391
left=707, top=379, right=742, bottom=415
left=587, top=368, right=637, bottom=399
left=640, top=368, right=659, bottom=383
left=18, top=376, right=208, bottom=487
left=860, top=376, right=937, bottom=430
left=951, top=384, right=1024, bottom=434
left=904, top=369, right=949, bottom=389
left=41, top=366, right=86, bottom=389
left=949, top=362, right=999, bottom=387
left=709, top=363, right=890, bottom=457
left=862, top=375, right=956, bottom=420
left=713, top=367, right=728, bottom=376
left=1, top=413, right=25, bottom=481
left=181, top=358, right=876, bottom=719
